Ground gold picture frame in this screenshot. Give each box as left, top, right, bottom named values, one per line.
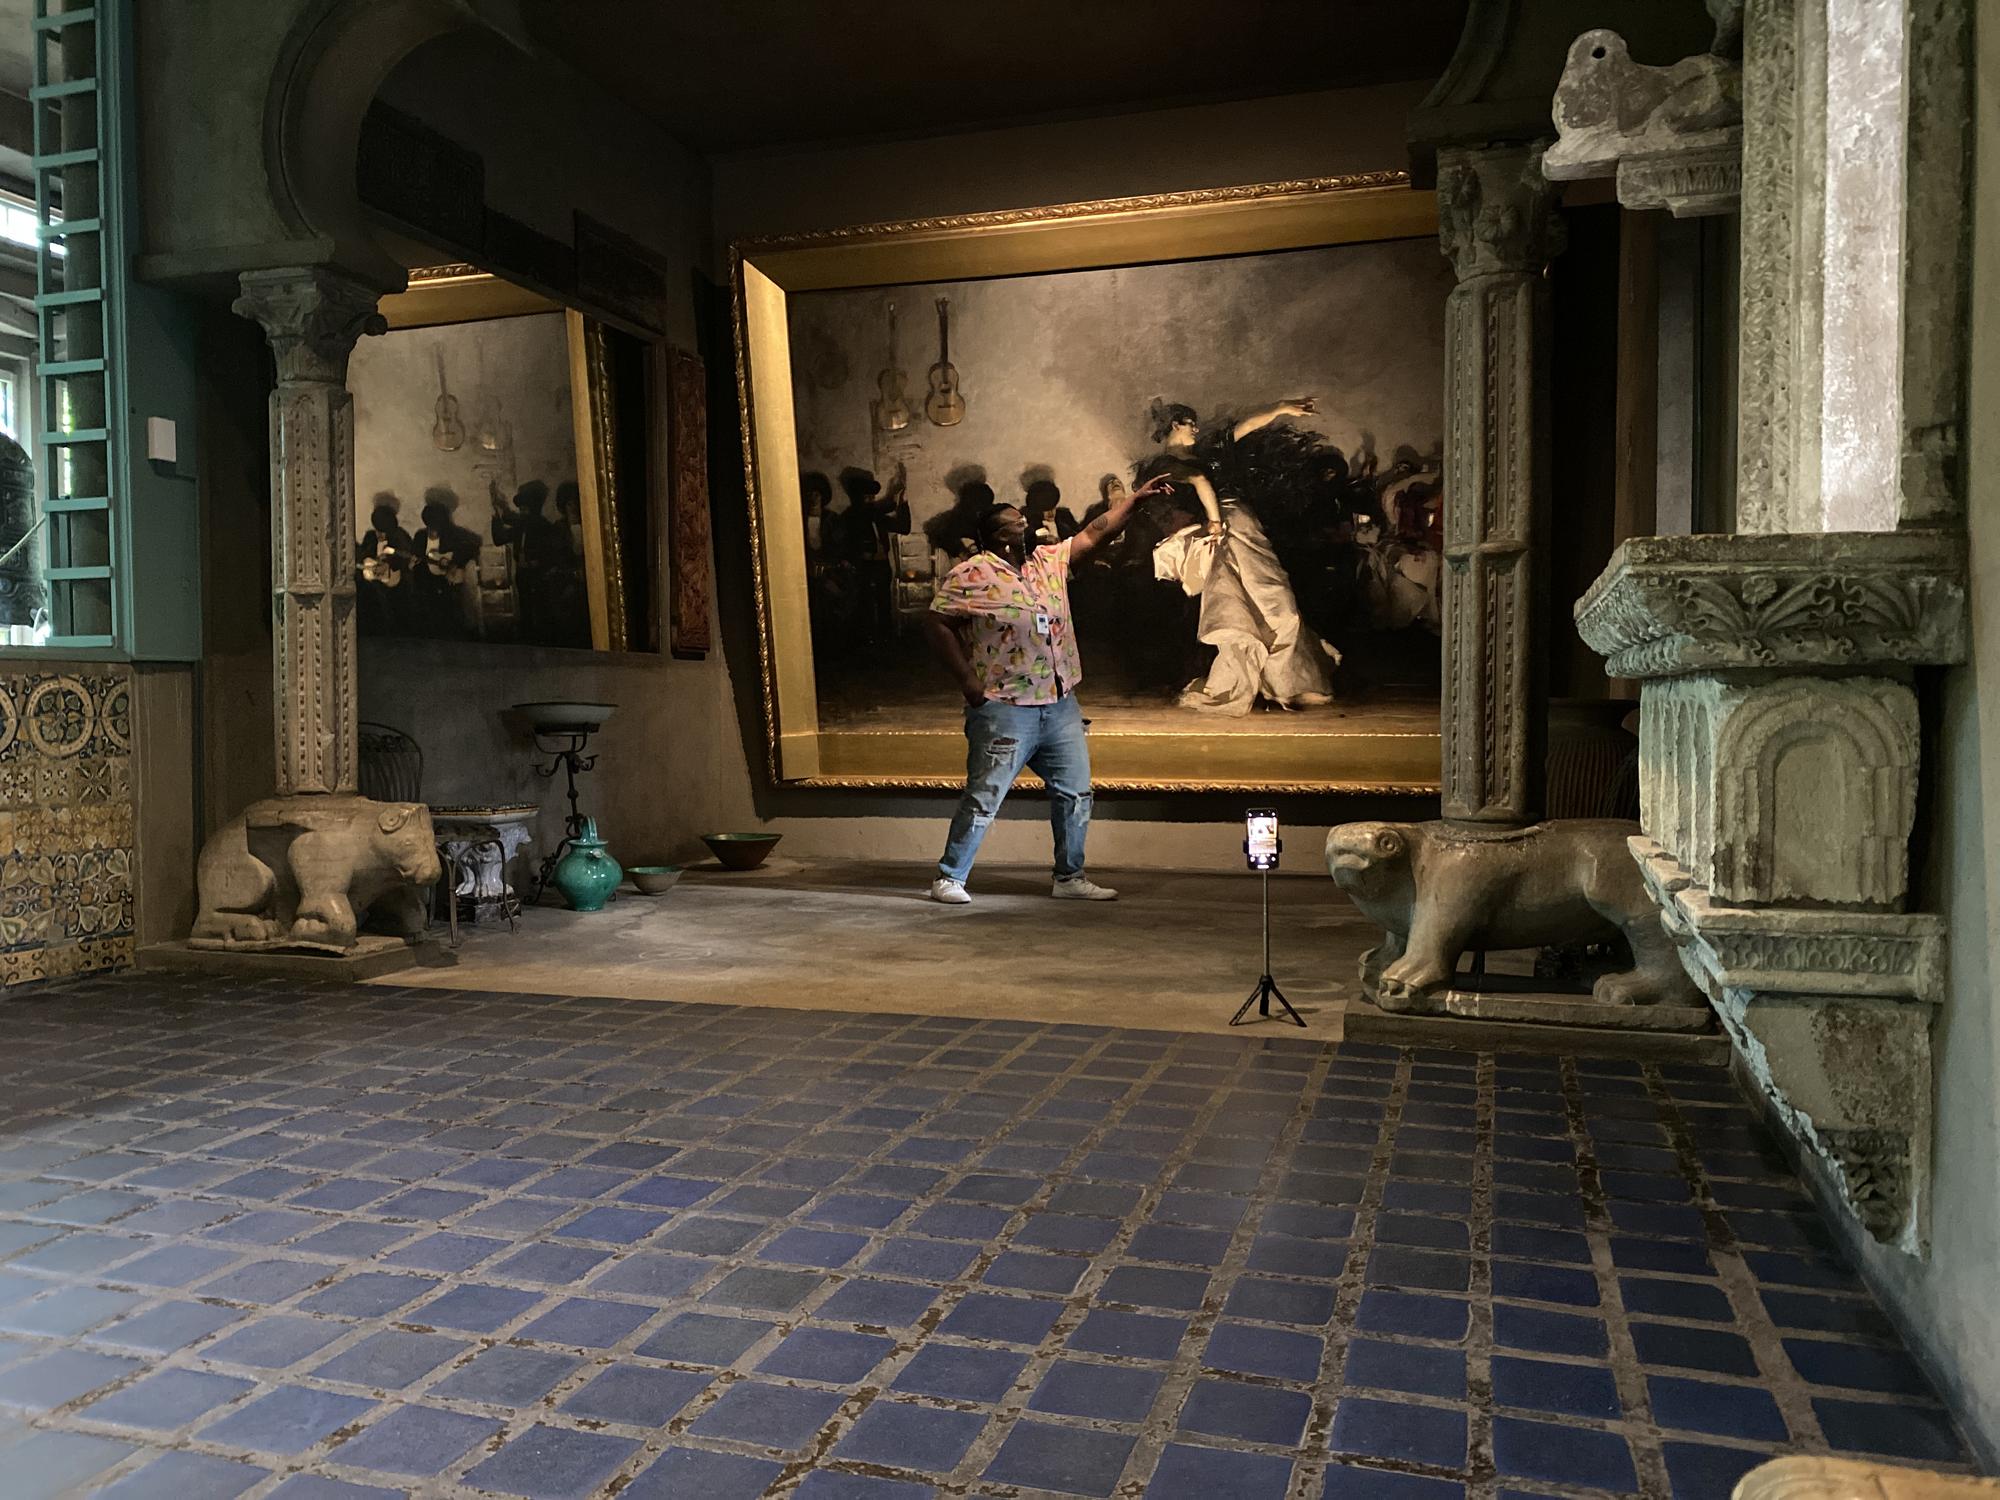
left=375, top=265, right=628, bottom=652
left=731, top=173, right=1445, bottom=793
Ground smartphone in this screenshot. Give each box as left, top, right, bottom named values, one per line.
left=1245, top=810, right=1280, bottom=871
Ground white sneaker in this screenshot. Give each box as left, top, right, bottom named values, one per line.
left=1051, top=875, right=1118, bottom=901
left=929, top=878, right=972, bottom=904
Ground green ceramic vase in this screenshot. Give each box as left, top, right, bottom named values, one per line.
left=552, top=818, right=622, bottom=912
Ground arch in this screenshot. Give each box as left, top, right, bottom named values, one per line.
left=1711, top=678, right=1916, bottom=907
left=263, top=0, right=519, bottom=291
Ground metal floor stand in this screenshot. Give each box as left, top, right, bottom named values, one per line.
left=1230, top=867, right=1306, bottom=1028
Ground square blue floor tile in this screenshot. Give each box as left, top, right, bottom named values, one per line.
left=1262, top=1203, right=1355, bottom=1241
left=759, top=1327, right=896, bottom=1384
left=835, top=1400, right=987, bottom=1472
left=1030, top=1359, right=1165, bottom=1422
left=1493, top=1305, right=1608, bottom=1358
left=983, top=1249, right=1090, bottom=1293
left=265, top=1480, right=404, bottom=1500
left=623, top=1446, right=784, bottom=1500
left=1016, top=1214, right=1121, bottom=1254
left=762, top=1227, right=872, bottom=1269
left=1491, top=1261, right=1600, bottom=1306
left=0, top=1349, right=143, bottom=1412
left=655, top=1216, right=762, bottom=1255
left=518, top=1296, right=654, bottom=1348
left=96, top=1451, right=268, bottom=1500
left=1068, top=1309, right=1189, bottom=1361
left=1814, top=1397, right=1965, bottom=1462
left=1104, top=1265, right=1212, bottom=1311
left=197, top=1385, right=376, bottom=1456
left=563, top=1206, right=670, bottom=1244
left=433, top=1345, right=582, bottom=1404
left=1619, top=1276, right=1734, bottom=1322
left=1181, top=1378, right=1314, bottom=1445
left=89, top=1299, right=245, bottom=1354
left=298, top=1271, right=439, bottom=1319
left=983, top=1419, right=1137, bottom=1497
left=0, top=1285, right=143, bottom=1337
left=1146, top=1442, right=1292, bottom=1499
left=892, top=1343, right=1028, bottom=1404
left=331, top=1404, right=499, bottom=1475
left=198, top=1316, right=346, bottom=1370
left=1366, top=1247, right=1470, bottom=1293
left=562, top=1363, right=712, bottom=1425
left=865, top=1237, right=978, bottom=1281
left=1630, top=1321, right=1759, bottom=1376
left=78, top=1366, right=253, bottom=1430
left=1223, top=1276, right=1336, bottom=1325
left=413, top=1282, right=543, bottom=1333
left=463, top=1424, right=639, bottom=1498
left=1248, top=1236, right=1349, bottom=1279
left=1129, top=1224, right=1233, bottom=1265
left=1356, top=1290, right=1469, bottom=1342
left=636, top=1310, right=774, bottom=1365
left=1783, top=1337, right=1932, bottom=1395
left=492, top=1243, right=611, bottom=1285
left=312, top=1329, right=464, bottom=1389
left=703, top=1266, right=829, bottom=1313
left=1344, top=1338, right=1467, bottom=1399
left=690, top=1380, right=847, bottom=1450
left=815, top=1278, right=937, bottom=1327
left=1610, top=1237, right=1714, bottom=1277
left=1490, top=1354, right=1621, bottom=1418
left=1492, top=1416, right=1637, bottom=1493
left=937, top=1292, right=1064, bottom=1346
left=1332, top=1396, right=1467, bottom=1469
left=2, top=1430, right=138, bottom=1500
left=588, top=1251, right=710, bottom=1300
left=1649, top=1374, right=1789, bottom=1441
left=1661, top=1442, right=1777, bottom=1500
left=1204, top=1321, right=1322, bottom=1381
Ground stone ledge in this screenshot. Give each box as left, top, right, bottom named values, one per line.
left=1574, top=531, right=1967, bottom=680
left=1633, top=839, right=1946, bottom=1004
left=1343, top=993, right=1729, bottom=1064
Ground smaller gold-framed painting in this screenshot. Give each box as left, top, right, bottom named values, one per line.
left=354, top=264, right=630, bottom=651
left=733, top=173, right=1452, bottom=793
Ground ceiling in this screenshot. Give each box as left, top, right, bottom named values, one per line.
left=518, top=0, right=1470, bottom=156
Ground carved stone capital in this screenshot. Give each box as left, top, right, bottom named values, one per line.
left=1544, top=29, right=1743, bottom=217
left=1437, top=143, right=1565, bottom=282
left=1575, top=531, right=1968, bottom=680
left=234, top=266, right=388, bottom=386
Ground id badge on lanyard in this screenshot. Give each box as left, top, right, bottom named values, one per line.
left=1034, top=611, right=1052, bottom=639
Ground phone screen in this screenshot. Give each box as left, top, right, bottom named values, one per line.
left=1246, top=811, right=1279, bottom=871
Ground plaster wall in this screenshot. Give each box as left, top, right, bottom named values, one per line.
left=1834, top=0, right=2000, bottom=1458
left=360, top=82, right=1447, bottom=875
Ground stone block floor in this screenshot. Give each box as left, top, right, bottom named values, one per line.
left=0, top=974, right=1974, bottom=1499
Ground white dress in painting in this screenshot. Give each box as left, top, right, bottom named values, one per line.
left=1152, top=500, right=1340, bottom=715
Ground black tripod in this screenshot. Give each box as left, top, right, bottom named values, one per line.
left=1231, top=864, right=1305, bottom=1028
left=529, top=725, right=600, bottom=902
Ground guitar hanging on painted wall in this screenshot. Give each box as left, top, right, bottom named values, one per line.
left=875, top=302, right=911, bottom=432
left=925, top=296, right=965, bottom=427
left=431, top=345, right=466, bottom=452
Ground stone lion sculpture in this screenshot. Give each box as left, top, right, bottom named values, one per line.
left=192, top=796, right=441, bottom=952
left=1325, top=818, right=1697, bottom=1013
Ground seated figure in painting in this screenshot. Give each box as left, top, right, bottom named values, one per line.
left=490, top=478, right=574, bottom=645
left=840, top=462, right=910, bottom=645
left=1138, top=397, right=1341, bottom=714
left=1023, top=477, right=1080, bottom=550
left=412, top=488, right=485, bottom=639
left=356, top=494, right=415, bottom=637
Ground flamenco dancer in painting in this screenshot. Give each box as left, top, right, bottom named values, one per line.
left=1136, top=396, right=1342, bottom=715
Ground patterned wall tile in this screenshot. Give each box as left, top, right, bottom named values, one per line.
left=0, top=666, right=134, bottom=988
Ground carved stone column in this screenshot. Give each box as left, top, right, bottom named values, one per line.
left=1436, top=143, right=1564, bottom=825
left=231, top=267, right=386, bottom=796
left=177, top=268, right=440, bottom=963
left=1576, top=531, right=1967, bottom=1249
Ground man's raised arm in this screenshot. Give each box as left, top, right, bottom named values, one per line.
left=1070, top=473, right=1174, bottom=563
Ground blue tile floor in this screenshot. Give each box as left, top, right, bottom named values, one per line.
left=0, top=974, right=1975, bottom=1498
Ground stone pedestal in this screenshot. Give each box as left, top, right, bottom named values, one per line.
left=1577, top=530, right=1967, bottom=1250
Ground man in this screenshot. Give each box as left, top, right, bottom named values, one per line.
left=922, top=472, right=1174, bottom=904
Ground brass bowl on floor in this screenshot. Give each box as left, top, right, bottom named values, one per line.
left=628, top=865, right=684, bottom=895
left=702, top=833, right=783, bottom=870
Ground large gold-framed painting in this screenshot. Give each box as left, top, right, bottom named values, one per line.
left=354, top=266, right=631, bottom=652
left=734, top=173, right=1452, bottom=791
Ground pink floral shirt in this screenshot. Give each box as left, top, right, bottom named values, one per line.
left=930, top=540, right=1080, bottom=705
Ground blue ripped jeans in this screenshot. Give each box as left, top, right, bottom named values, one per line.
left=937, top=696, right=1092, bottom=884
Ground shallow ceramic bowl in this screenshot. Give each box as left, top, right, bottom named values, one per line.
left=628, top=865, right=683, bottom=895
left=513, top=700, right=616, bottom=730
left=702, top=833, right=782, bottom=870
